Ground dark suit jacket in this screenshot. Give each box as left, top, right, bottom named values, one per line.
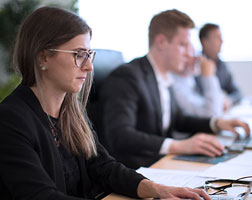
left=100, top=56, right=212, bottom=169
left=196, top=56, right=242, bottom=104
left=0, top=83, right=145, bottom=200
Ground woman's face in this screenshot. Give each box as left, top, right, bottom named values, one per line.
left=41, top=33, right=93, bottom=94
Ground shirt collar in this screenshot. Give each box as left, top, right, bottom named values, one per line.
left=147, top=53, right=173, bottom=88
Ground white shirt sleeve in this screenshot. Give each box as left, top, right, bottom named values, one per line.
left=199, top=76, right=224, bottom=116
left=159, top=138, right=174, bottom=155
left=172, top=74, right=224, bottom=117
left=210, top=116, right=220, bottom=134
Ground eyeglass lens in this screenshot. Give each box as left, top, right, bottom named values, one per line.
left=75, top=51, right=95, bottom=68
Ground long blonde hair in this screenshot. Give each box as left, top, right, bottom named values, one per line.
left=13, top=6, right=97, bottom=158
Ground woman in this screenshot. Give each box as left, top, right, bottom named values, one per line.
left=0, top=6, right=209, bottom=200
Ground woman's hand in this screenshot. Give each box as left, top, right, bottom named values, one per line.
left=137, top=179, right=210, bottom=200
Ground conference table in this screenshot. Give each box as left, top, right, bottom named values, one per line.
left=103, top=153, right=217, bottom=200
left=103, top=99, right=252, bottom=200
left=103, top=148, right=251, bottom=200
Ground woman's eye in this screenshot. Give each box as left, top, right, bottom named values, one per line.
left=76, top=53, right=84, bottom=58
left=76, top=51, right=88, bottom=59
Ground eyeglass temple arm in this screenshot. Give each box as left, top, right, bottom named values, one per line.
left=206, top=179, right=251, bottom=184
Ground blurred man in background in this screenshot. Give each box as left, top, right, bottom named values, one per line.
left=99, top=10, right=249, bottom=169
left=172, top=43, right=224, bottom=117
left=198, top=23, right=242, bottom=111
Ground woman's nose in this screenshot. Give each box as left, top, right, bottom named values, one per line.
left=81, top=59, right=93, bottom=72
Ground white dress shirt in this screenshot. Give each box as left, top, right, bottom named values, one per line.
left=147, top=54, right=174, bottom=155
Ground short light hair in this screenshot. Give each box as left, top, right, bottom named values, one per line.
left=148, top=9, right=195, bottom=47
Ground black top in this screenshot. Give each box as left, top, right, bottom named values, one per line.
left=58, top=142, right=82, bottom=197
left=0, top=83, right=145, bottom=200
left=100, top=56, right=212, bottom=169
left=49, top=117, right=82, bottom=197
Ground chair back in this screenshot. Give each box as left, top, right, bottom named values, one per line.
left=87, top=49, right=124, bottom=135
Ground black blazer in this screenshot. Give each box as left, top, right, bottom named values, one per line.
left=0, top=83, right=145, bottom=200
left=100, top=56, right=212, bottom=169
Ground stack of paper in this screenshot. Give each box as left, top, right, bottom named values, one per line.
left=137, top=167, right=208, bottom=188
left=137, top=151, right=252, bottom=188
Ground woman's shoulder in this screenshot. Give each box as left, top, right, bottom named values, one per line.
left=0, top=83, right=41, bottom=120
left=0, top=88, right=44, bottom=140
left=0, top=99, right=37, bottom=137
left=0, top=92, right=32, bottom=121
left=0, top=101, right=28, bottom=118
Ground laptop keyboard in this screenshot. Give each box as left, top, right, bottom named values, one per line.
left=227, top=137, right=252, bottom=152
left=210, top=195, right=242, bottom=200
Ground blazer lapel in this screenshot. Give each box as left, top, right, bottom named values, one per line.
left=167, top=86, right=177, bottom=135
left=141, top=57, right=163, bottom=135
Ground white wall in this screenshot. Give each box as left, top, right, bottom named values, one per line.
left=226, top=61, right=252, bottom=97
left=78, top=0, right=252, bottom=98
left=79, top=0, right=252, bottom=62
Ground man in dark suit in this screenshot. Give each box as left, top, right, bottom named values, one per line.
left=100, top=10, right=249, bottom=169
left=198, top=23, right=242, bottom=111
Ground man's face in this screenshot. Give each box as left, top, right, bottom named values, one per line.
left=202, top=28, right=223, bottom=57
left=162, top=27, right=191, bottom=73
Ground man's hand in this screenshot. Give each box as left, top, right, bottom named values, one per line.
left=200, top=56, right=216, bottom=77
left=216, top=118, right=250, bottom=137
left=169, top=133, right=224, bottom=157
left=223, top=97, right=232, bottom=112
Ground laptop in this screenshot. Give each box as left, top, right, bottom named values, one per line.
left=209, top=182, right=251, bottom=200
left=228, top=136, right=252, bottom=152
left=234, top=136, right=252, bottom=149
left=232, top=123, right=252, bottom=149
left=218, top=129, right=252, bottom=153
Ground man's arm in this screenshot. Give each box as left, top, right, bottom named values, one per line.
left=217, top=62, right=242, bottom=104
left=172, top=56, right=224, bottom=117
left=172, top=75, right=224, bottom=117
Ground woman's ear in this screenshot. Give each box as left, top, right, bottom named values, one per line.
left=37, top=50, right=48, bottom=71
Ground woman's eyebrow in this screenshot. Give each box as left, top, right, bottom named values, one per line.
left=73, top=47, right=90, bottom=51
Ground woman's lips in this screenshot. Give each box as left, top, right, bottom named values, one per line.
left=76, top=77, right=86, bottom=80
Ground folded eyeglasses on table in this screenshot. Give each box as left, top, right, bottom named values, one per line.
left=196, top=176, right=252, bottom=200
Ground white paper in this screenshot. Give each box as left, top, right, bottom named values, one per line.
left=137, top=167, right=209, bottom=188
left=199, top=163, right=252, bottom=179
left=225, top=151, right=252, bottom=166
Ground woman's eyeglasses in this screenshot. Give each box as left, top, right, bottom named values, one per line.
left=204, top=176, right=252, bottom=197
left=48, top=49, right=96, bottom=68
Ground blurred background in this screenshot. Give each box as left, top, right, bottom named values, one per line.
left=0, top=0, right=251, bottom=101
left=0, top=0, right=78, bottom=101
left=79, top=0, right=252, bottom=62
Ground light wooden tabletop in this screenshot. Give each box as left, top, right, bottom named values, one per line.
left=103, top=101, right=252, bottom=199
left=102, top=154, right=214, bottom=200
